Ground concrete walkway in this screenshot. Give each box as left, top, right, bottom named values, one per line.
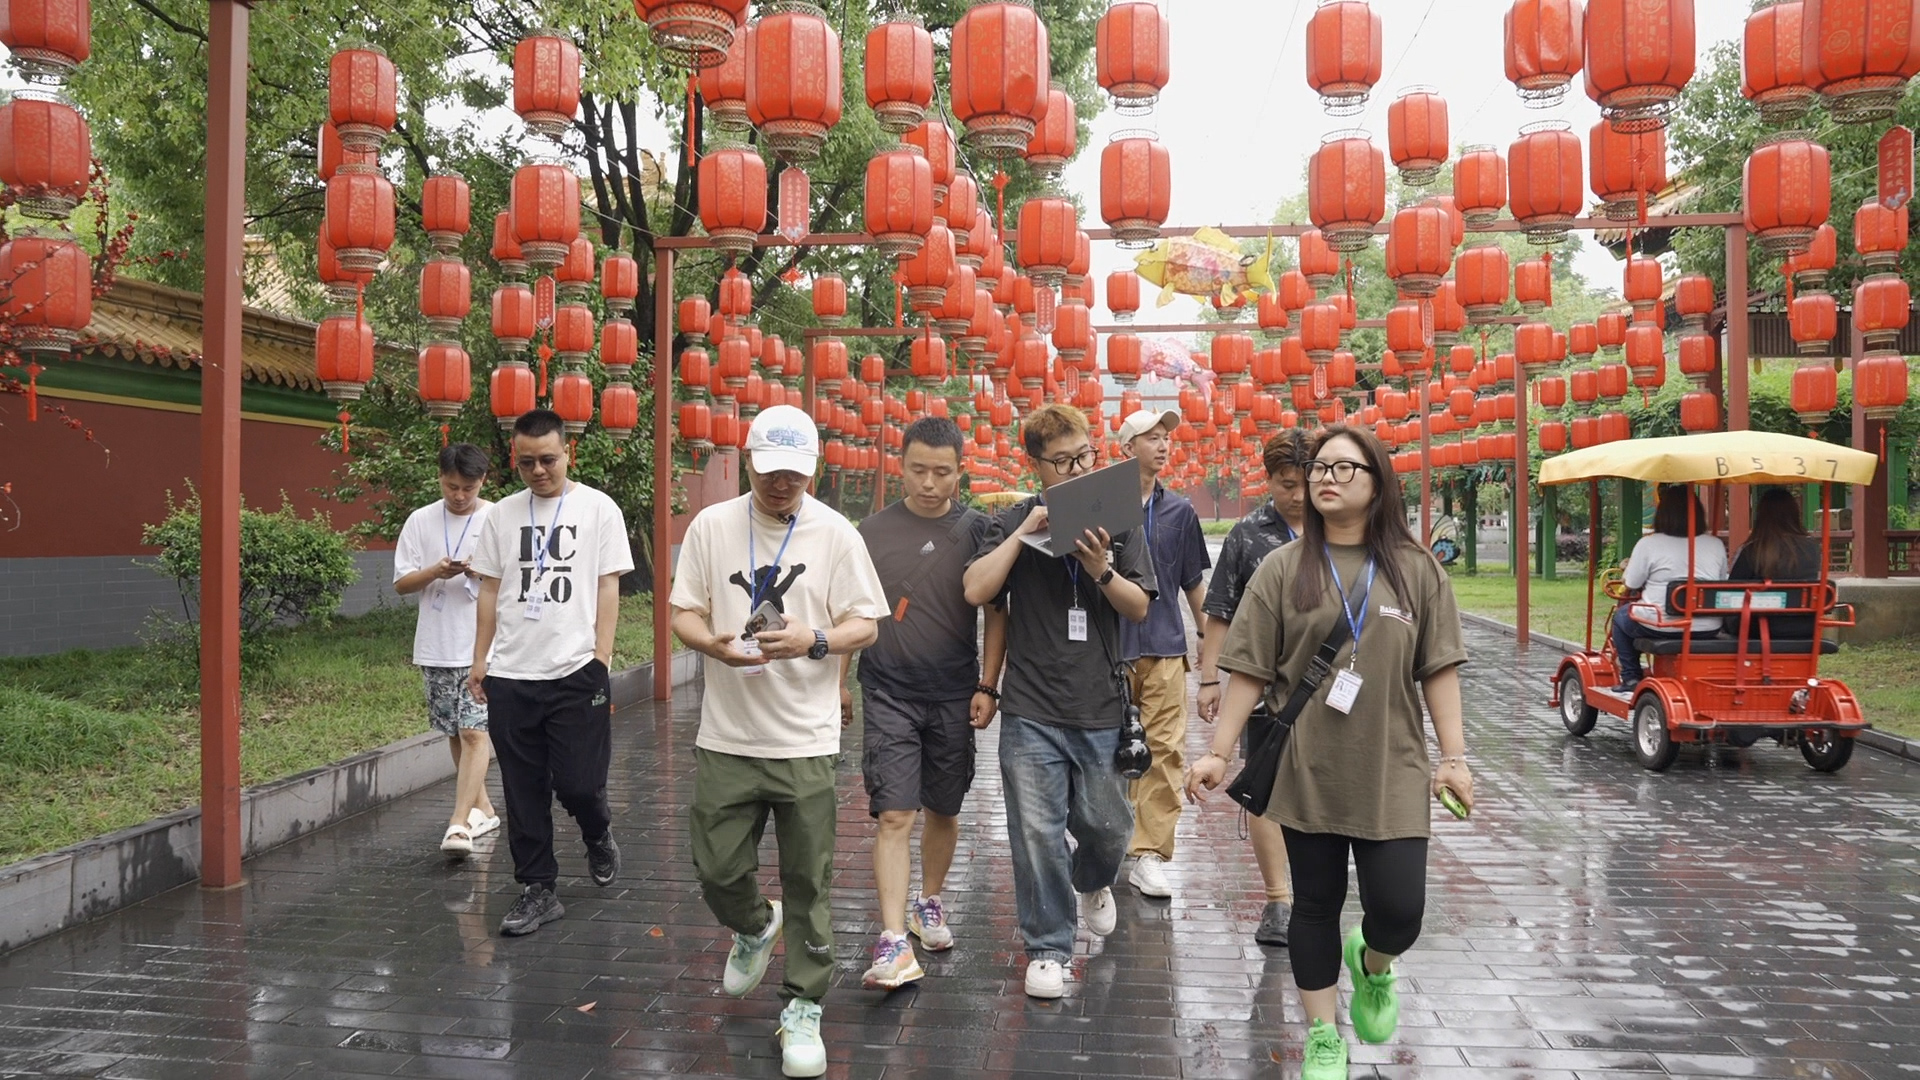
left=1, top=623, right=1916, bottom=1079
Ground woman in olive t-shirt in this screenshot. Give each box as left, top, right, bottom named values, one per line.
left=1187, top=425, right=1471, bottom=1080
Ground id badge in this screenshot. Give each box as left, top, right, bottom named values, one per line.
left=1326, top=668, right=1363, bottom=714
left=1067, top=606, right=1088, bottom=642
left=429, top=583, right=446, bottom=612
left=523, top=593, right=546, bottom=621
left=739, top=635, right=766, bottom=677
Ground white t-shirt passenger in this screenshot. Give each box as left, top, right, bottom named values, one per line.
left=470, top=481, right=634, bottom=681
left=669, top=493, right=886, bottom=759
left=393, top=498, right=493, bottom=667
left=1625, top=531, right=1728, bottom=632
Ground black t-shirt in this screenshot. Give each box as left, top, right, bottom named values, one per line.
left=969, top=498, right=1160, bottom=730
left=856, top=501, right=990, bottom=702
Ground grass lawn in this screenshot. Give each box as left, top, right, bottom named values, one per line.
left=1446, top=567, right=1920, bottom=742
left=0, top=591, right=656, bottom=868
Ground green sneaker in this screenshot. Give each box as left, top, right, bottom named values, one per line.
left=1343, top=925, right=1399, bottom=1044
left=1301, top=1018, right=1348, bottom=1080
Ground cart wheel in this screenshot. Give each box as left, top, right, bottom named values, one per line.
left=1558, top=668, right=1597, bottom=737
left=1631, top=693, right=1678, bottom=772
left=1799, top=731, right=1854, bottom=773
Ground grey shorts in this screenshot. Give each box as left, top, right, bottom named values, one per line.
left=423, top=665, right=488, bottom=736
left=861, top=688, right=975, bottom=818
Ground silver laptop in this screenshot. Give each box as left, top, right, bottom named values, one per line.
left=1019, top=460, right=1145, bottom=557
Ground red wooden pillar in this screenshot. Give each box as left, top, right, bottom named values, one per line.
left=1725, top=225, right=1751, bottom=550
left=653, top=249, right=675, bottom=701
left=199, top=0, right=249, bottom=890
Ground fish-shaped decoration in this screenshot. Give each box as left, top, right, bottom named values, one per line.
left=1133, top=227, right=1276, bottom=308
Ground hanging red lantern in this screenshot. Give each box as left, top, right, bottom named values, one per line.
left=0, top=0, right=91, bottom=83
left=950, top=0, right=1052, bottom=157
left=633, top=0, right=749, bottom=70
left=328, top=45, right=397, bottom=153
left=314, top=314, right=374, bottom=402
left=1305, top=0, right=1383, bottom=116
left=1100, top=135, right=1171, bottom=249
left=1307, top=131, right=1386, bottom=253
left=864, top=147, right=934, bottom=260
left=1743, top=134, right=1831, bottom=257
left=1505, top=0, right=1584, bottom=107
left=1588, top=120, right=1666, bottom=221
left=509, top=163, right=581, bottom=269
left=1508, top=119, right=1583, bottom=244
left=0, top=93, right=90, bottom=220
left=419, top=258, right=472, bottom=338
left=491, top=283, right=536, bottom=354
left=1384, top=204, right=1452, bottom=298
left=697, top=143, right=768, bottom=258
left=1387, top=87, right=1449, bottom=186
left=1515, top=256, right=1553, bottom=313
left=1096, top=1, right=1171, bottom=115
left=1453, top=144, right=1508, bottom=227
left=1800, top=0, right=1920, bottom=123
left=417, top=343, right=471, bottom=420
left=513, top=29, right=581, bottom=140
left=865, top=13, right=934, bottom=134
left=1791, top=358, right=1838, bottom=427
left=1743, top=1, right=1814, bottom=124
left=1583, top=0, right=1695, bottom=132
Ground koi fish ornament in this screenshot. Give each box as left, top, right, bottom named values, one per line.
left=1133, top=227, right=1276, bottom=309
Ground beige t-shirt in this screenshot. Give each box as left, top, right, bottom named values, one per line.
left=669, top=493, right=886, bottom=759
left=1218, top=541, right=1468, bottom=841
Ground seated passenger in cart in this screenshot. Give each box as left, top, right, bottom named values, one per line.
left=1610, top=485, right=1726, bottom=692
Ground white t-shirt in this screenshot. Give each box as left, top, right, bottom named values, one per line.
left=1625, top=530, right=1728, bottom=631
left=470, top=481, right=634, bottom=681
left=394, top=499, right=494, bottom=667
left=669, top=493, right=886, bottom=759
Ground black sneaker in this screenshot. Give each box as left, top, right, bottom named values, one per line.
left=1256, top=901, right=1291, bottom=947
left=585, top=832, right=620, bottom=887
left=500, top=884, right=564, bottom=936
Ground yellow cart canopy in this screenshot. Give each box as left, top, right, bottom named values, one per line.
left=1538, top=431, right=1879, bottom=487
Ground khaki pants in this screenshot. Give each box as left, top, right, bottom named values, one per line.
left=1126, top=655, right=1188, bottom=860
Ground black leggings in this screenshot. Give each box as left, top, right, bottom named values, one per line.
left=1281, top=827, right=1429, bottom=991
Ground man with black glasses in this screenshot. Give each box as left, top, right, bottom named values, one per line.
left=468, top=409, right=633, bottom=938
left=963, top=403, right=1158, bottom=1000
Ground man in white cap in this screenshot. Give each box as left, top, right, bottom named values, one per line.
left=668, top=404, right=886, bottom=1079
left=1116, top=407, right=1211, bottom=900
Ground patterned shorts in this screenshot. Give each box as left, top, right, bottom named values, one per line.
left=422, top=666, right=488, bottom=736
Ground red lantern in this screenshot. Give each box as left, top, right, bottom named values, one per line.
left=697, top=143, right=768, bottom=258
left=1679, top=390, right=1718, bottom=432
left=1583, top=0, right=1695, bottom=132
left=1588, top=120, right=1666, bottom=221
left=509, top=163, right=581, bottom=269
left=417, top=343, right=471, bottom=419
left=0, top=234, right=89, bottom=355
left=1453, top=144, right=1508, bottom=227
left=1100, top=135, right=1171, bottom=248
left=865, top=14, right=934, bottom=134
left=1743, top=135, right=1831, bottom=257
left=513, top=30, right=581, bottom=140
left=314, top=314, right=374, bottom=402
left=491, top=283, right=536, bottom=353
left=633, top=0, right=749, bottom=69
left=1097, top=1, right=1171, bottom=115
left=1456, top=243, right=1510, bottom=322
left=1307, top=131, right=1386, bottom=253
left=1801, top=0, right=1920, bottom=123
left=1743, top=1, right=1814, bottom=124
left=1508, top=119, right=1583, bottom=244
left=865, top=147, right=934, bottom=260
left=1791, top=358, right=1839, bottom=426
left=1306, top=0, right=1383, bottom=116
left=1505, top=0, right=1584, bottom=107
left=1384, top=204, right=1452, bottom=298
left=950, top=1, right=1052, bottom=158
left=1387, top=87, right=1449, bottom=186
left=0, top=94, right=89, bottom=219
left=0, top=0, right=91, bottom=83
left=328, top=45, right=397, bottom=153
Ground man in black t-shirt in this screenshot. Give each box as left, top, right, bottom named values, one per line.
left=847, top=418, right=1000, bottom=992
left=962, top=404, right=1158, bottom=1001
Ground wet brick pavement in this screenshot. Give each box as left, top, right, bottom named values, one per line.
left=2, top=622, right=1918, bottom=1079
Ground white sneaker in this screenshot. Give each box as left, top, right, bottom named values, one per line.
left=723, top=900, right=783, bottom=997
left=777, top=997, right=826, bottom=1078
left=1024, top=958, right=1065, bottom=999
left=1080, top=887, right=1117, bottom=936
left=1131, top=854, right=1172, bottom=898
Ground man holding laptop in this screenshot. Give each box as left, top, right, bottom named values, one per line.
left=963, top=403, right=1158, bottom=1000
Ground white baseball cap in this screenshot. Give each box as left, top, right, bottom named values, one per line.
left=744, top=404, right=820, bottom=475
left=1117, top=407, right=1183, bottom=446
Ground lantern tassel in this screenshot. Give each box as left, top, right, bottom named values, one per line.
left=25, top=361, right=42, bottom=421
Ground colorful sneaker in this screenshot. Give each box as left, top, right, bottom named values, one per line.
left=1343, top=924, right=1400, bottom=1044
left=860, top=931, right=925, bottom=990
left=1080, top=887, right=1117, bottom=937
left=1301, top=1019, right=1349, bottom=1080
left=909, top=895, right=953, bottom=951
left=723, top=900, right=783, bottom=997
left=777, top=997, right=826, bottom=1078
left=1023, top=958, right=1065, bottom=999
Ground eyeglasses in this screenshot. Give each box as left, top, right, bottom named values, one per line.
left=1305, top=460, right=1375, bottom=485
left=1037, top=448, right=1097, bottom=474
left=515, top=454, right=564, bottom=472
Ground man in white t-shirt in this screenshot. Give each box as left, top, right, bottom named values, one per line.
left=668, top=404, right=885, bottom=1080
left=468, top=409, right=634, bottom=937
left=392, top=443, right=500, bottom=858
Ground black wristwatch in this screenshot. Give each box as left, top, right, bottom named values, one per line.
left=807, top=629, right=830, bottom=661
left=1096, top=567, right=1116, bottom=587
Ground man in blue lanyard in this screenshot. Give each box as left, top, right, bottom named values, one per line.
left=1114, top=408, right=1211, bottom=900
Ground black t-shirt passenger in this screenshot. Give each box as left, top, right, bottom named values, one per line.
left=856, top=500, right=990, bottom=702
left=969, top=498, right=1159, bottom=730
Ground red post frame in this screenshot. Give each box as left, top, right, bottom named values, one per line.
left=199, top=0, right=249, bottom=889
left=653, top=248, right=675, bottom=701
left=1725, top=225, right=1752, bottom=550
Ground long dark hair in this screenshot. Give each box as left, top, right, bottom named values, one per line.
left=1290, top=425, right=1424, bottom=613
left=1741, top=487, right=1810, bottom=578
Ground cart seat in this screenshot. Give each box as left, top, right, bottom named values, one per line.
left=1633, top=636, right=1838, bottom=656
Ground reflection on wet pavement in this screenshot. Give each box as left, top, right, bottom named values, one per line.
left=0, top=622, right=1915, bottom=1078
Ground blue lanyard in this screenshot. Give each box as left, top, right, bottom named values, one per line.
left=1324, top=549, right=1375, bottom=663
left=443, top=503, right=475, bottom=561
left=530, top=485, right=569, bottom=582
left=750, top=505, right=800, bottom=611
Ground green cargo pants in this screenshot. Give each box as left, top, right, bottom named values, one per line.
left=689, top=748, right=839, bottom=1003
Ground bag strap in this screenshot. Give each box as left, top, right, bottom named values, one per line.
left=1269, top=614, right=1352, bottom=728
left=894, top=510, right=978, bottom=605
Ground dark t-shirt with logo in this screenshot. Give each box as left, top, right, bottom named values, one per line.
left=856, top=501, right=990, bottom=702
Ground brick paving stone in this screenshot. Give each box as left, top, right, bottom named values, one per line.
left=1, top=622, right=1918, bottom=1079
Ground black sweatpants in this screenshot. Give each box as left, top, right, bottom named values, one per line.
left=485, top=659, right=613, bottom=888
left=1281, top=827, right=1429, bottom=991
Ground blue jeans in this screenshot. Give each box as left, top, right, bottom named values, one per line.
left=998, top=713, right=1134, bottom=963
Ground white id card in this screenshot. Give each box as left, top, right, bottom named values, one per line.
left=523, top=593, right=546, bottom=621
left=1326, top=668, right=1363, bottom=714
left=739, top=636, right=766, bottom=676
left=1067, top=607, right=1088, bottom=642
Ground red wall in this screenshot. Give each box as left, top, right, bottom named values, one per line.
left=0, top=397, right=385, bottom=559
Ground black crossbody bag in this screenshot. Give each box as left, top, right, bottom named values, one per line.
left=1226, top=616, right=1352, bottom=818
